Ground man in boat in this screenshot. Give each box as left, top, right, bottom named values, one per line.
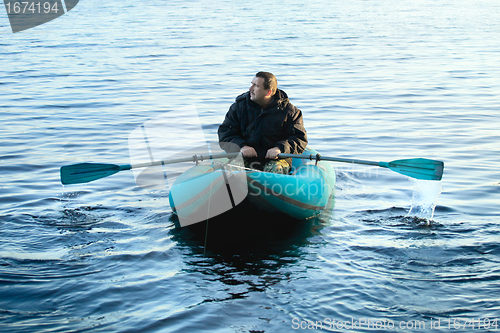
left=218, top=72, right=307, bottom=174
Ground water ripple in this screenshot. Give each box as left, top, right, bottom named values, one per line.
left=1, top=0, right=500, bottom=331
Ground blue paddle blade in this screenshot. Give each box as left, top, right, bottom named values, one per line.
left=381, top=158, right=444, bottom=181
left=60, top=163, right=130, bottom=185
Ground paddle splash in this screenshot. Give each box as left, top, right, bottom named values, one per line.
left=407, top=179, right=443, bottom=222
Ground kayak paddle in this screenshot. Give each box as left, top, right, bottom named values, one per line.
left=60, top=153, right=240, bottom=185
left=278, top=154, right=444, bottom=181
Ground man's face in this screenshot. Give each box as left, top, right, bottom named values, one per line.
left=249, top=77, right=271, bottom=105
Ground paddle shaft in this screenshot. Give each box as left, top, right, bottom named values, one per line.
left=127, top=152, right=240, bottom=170
left=60, top=152, right=241, bottom=185
left=278, top=153, right=443, bottom=181
left=278, top=154, right=382, bottom=167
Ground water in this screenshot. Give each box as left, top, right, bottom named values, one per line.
left=1, top=0, right=499, bottom=331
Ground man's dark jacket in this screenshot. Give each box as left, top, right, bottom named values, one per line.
left=218, top=89, right=307, bottom=163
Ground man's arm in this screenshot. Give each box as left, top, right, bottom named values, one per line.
left=275, top=108, right=308, bottom=155
left=218, top=103, right=247, bottom=152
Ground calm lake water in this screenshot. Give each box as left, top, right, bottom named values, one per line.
left=1, top=0, right=499, bottom=332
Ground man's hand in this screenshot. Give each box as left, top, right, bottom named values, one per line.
left=241, top=145, right=258, bottom=158
left=265, top=147, right=281, bottom=160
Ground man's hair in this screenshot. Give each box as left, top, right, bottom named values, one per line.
left=255, top=72, right=278, bottom=95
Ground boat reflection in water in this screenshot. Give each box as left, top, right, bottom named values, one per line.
left=169, top=197, right=335, bottom=303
